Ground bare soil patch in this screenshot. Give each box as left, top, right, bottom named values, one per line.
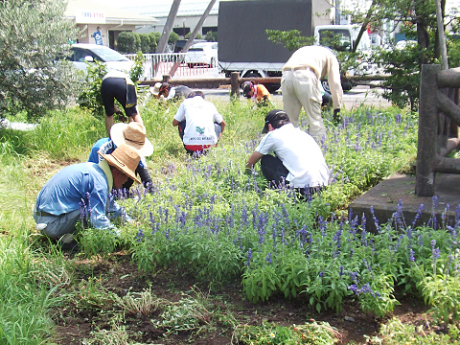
left=50, top=253, right=434, bottom=345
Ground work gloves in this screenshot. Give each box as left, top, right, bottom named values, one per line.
left=333, top=108, right=342, bottom=125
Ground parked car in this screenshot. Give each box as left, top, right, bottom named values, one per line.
left=69, top=43, right=134, bottom=73
left=184, top=42, right=218, bottom=68
left=174, top=39, right=206, bottom=53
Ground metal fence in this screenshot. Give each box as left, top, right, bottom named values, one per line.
left=126, top=53, right=223, bottom=81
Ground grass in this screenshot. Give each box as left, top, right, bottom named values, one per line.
left=2, top=96, right=455, bottom=344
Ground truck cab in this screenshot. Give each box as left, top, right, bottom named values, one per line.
left=313, top=24, right=371, bottom=53
left=313, top=24, right=374, bottom=92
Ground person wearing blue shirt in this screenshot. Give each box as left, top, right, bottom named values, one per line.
left=88, top=122, right=154, bottom=191
left=34, top=144, right=140, bottom=247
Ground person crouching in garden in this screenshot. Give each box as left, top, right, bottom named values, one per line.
left=172, top=91, right=226, bottom=156
left=88, top=122, right=154, bottom=192
left=33, top=144, right=141, bottom=250
left=245, top=109, right=329, bottom=199
left=241, top=80, right=274, bottom=107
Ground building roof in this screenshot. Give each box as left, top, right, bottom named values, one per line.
left=65, top=0, right=158, bottom=25
left=121, top=0, right=220, bottom=18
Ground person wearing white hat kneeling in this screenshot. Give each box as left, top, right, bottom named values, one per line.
left=34, top=144, right=141, bottom=250
left=88, top=122, right=154, bottom=192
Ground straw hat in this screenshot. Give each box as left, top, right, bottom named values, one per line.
left=150, top=82, right=162, bottom=96
left=110, top=122, right=153, bottom=156
left=98, top=144, right=141, bottom=184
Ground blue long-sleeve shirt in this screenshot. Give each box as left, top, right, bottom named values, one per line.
left=35, top=162, right=119, bottom=229
left=88, top=137, right=145, bottom=168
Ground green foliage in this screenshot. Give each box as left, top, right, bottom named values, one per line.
left=168, top=31, right=180, bottom=44
left=366, top=318, right=460, bottom=344
left=0, top=0, right=81, bottom=120
left=266, top=29, right=315, bottom=51
left=0, top=230, right=58, bottom=344
left=77, top=61, right=107, bottom=118
left=149, top=32, right=161, bottom=52
left=186, top=32, right=203, bottom=39
left=116, top=32, right=141, bottom=54
left=129, top=51, right=145, bottom=84
left=138, top=33, right=153, bottom=53
left=370, top=42, right=427, bottom=111
left=205, top=31, right=218, bottom=42
left=235, top=321, right=340, bottom=344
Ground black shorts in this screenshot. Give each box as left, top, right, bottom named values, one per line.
left=100, top=77, right=137, bottom=117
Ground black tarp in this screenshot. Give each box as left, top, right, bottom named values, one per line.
left=218, top=0, right=313, bottom=63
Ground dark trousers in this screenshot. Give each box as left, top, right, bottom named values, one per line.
left=178, top=120, right=222, bottom=155
left=123, top=164, right=153, bottom=191
left=260, top=154, right=325, bottom=198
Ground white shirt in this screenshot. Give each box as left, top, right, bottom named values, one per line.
left=174, top=96, right=224, bottom=146
left=256, top=123, right=330, bottom=188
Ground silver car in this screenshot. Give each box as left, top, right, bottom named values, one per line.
left=70, top=43, right=134, bottom=73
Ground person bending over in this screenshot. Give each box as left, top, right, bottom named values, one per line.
left=100, top=70, right=144, bottom=135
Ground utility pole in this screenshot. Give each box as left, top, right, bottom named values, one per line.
left=157, top=0, right=182, bottom=53
left=335, top=0, right=341, bottom=24
left=182, top=0, right=217, bottom=52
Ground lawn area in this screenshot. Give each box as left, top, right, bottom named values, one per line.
left=1, top=97, right=460, bottom=345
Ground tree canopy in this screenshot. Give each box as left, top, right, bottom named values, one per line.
left=0, top=0, right=81, bottom=119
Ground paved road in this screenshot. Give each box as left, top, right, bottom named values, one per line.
left=203, top=85, right=391, bottom=110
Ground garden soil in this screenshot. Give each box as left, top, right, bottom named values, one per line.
left=51, top=254, right=437, bottom=345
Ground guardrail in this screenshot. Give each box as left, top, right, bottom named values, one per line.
left=126, top=53, right=222, bottom=80
left=416, top=64, right=460, bottom=196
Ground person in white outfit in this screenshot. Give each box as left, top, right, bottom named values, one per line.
left=246, top=109, right=329, bottom=199
left=281, top=45, right=343, bottom=141
left=172, top=91, right=226, bottom=155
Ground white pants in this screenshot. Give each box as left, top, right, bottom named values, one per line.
left=281, top=69, right=325, bottom=140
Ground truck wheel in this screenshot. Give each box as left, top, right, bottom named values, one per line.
left=321, top=80, right=331, bottom=93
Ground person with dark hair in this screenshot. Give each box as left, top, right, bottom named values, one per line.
left=150, top=82, right=194, bottom=101
left=241, top=81, right=274, bottom=106
left=246, top=109, right=329, bottom=196
left=281, top=45, right=343, bottom=141
left=172, top=91, right=226, bottom=155
left=100, top=71, right=144, bottom=135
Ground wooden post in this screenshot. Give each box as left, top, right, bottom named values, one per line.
left=230, top=72, right=240, bottom=98
left=416, top=64, right=441, bottom=196
left=162, top=75, right=171, bottom=83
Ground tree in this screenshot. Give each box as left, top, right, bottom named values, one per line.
left=0, top=0, right=81, bottom=119
left=117, top=32, right=141, bottom=54
left=148, top=32, right=161, bottom=52
left=267, top=0, right=460, bottom=110
left=205, top=31, right=218, bottom=42
left=139, top=33, right=152, bottom=54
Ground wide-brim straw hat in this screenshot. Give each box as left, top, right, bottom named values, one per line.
left=98, top=144, right=141, bottom=184
left=150, top=82, right=162, bottom=96
left=110, top=122, right=153, bottom=157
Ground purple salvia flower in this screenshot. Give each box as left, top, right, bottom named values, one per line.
left=246, top=248, right=252, bottom=266
left=266, top=252, right=272, bottom=264
left=409, top=249, right=415, bottom=262
left=136, top=228, right=144, bottom=242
